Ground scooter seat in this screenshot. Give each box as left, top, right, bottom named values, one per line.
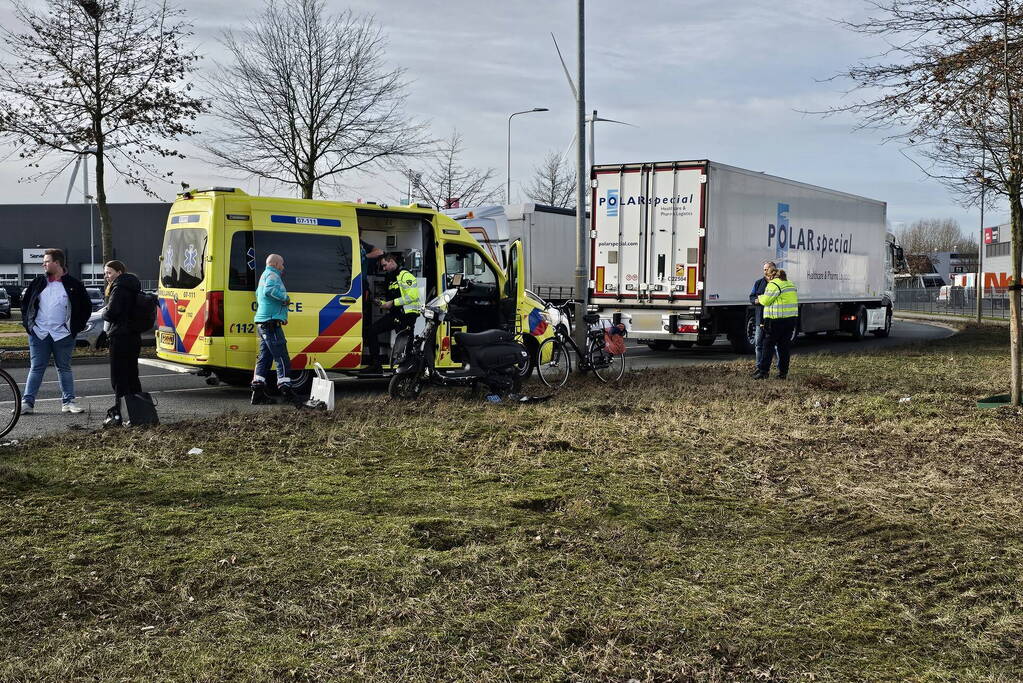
left=454, top=329, right=516, bottom=347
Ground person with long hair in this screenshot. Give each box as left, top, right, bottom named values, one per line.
left=755, top=265, right=799, bottom=380
left=102, top=260, right=143, bottom=426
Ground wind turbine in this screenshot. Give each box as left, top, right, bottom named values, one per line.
left=551, top=33, right=636, bottom=171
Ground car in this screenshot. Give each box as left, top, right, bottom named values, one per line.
left=1, top=285, right=21, bottom=309
left=77, top=304, right=157, bottom=349
left=0, top=288, right=10, bottom=318
left=86, top=287, right=105, bottom=312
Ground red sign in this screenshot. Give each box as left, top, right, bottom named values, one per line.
left=444, top=197, right=460, bottom=209
left=984, top=226, right=999, bottom=244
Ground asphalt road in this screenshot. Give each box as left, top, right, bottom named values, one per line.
left=1, top=319, right=954, bottom=443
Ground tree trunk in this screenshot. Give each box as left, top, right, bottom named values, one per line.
left=94, top=147, right=114, bottom=265
left=1009, top=184, right=1023, bottom=405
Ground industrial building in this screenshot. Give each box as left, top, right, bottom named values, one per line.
left=0, top=202, right=170, bottom=287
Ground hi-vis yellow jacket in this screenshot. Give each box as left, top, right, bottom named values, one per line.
left=758, top=278, right=798, bottom=319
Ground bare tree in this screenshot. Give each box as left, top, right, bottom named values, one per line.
left=525, top=151, right=576, bottom=209
left=407, top=130, right=500, bottom=210
left=827, top=0, right=1023, bottom=404
left=898, top=218, right=978, bottom=256
left=204, top=0, right=430, bottom=199
left=0, top=0, right=204, bottom=263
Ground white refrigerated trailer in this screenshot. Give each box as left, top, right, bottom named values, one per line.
left=590, top=160, right=898, bottom=351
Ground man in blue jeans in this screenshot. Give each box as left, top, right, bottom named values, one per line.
left=250, top=253, right=296, bottom=405
left=20, top=248, right=92, bottom=414
left=749, top=260, right=776, bottom=374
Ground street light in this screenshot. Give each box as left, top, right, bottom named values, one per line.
left=507, top=108, right=549, bottom=203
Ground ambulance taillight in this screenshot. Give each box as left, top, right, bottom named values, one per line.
left=205, top=291, right=224, bottom=337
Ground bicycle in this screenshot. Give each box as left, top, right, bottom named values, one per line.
left=535, top=300, right=626, bottom=388
left=0, top=350, right=22, bottom=439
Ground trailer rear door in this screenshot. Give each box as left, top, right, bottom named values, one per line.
left=591, top=163, right=706, bottom=304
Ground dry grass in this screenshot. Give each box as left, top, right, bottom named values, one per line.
left=1, top=324, right=1021, bottom=681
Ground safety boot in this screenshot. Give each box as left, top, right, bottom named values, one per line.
left=250, top=382, right=275, bottom=405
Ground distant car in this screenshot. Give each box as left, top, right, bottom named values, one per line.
left=1, top=285, right=21, bottom=309
left=77, top=305, right=157, bottom=349
left=0, top=288, right=10, bottom=318
left=86, top=287, right=105, bottom=312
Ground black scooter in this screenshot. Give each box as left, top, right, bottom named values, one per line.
left=388, top=275, right=528, bottom=400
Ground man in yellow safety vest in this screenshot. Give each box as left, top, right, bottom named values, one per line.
left=754, top=266, right=798, bottom=380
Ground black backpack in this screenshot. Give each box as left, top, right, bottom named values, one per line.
left=131, top=291, right=159, bottom=333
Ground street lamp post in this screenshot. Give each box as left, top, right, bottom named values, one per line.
left=506, top=108, right=548, bottom=203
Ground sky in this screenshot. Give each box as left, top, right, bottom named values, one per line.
left=0, top=0, right=1008, bottom=236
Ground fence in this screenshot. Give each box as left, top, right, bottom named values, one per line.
left=893, top=286, right=1011, bottom=319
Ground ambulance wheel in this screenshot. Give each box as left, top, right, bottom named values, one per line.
left=214, top=369, right=253, bottom=388
left=516, top=338, right=536, bottom=379
left=646, top=340, right=672, bottom=351
left=389, top=372, right=423, bottom=399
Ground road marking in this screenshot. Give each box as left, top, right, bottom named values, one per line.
left=29, top=386, right=240, bottom=404
left=33, top=372, right=181, bottom=385
left=139, top=358, right=196, bottom=373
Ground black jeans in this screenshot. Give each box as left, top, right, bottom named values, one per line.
left=367, top=310, right=418, bottom=362
left=757, top=317, right=797, bottom=377
left=109, top=333, right=142, bottom=398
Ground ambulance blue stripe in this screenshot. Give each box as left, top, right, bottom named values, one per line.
left=317, top=273, right=363, bottom=333
left=270, top=215, right=342, bottom=227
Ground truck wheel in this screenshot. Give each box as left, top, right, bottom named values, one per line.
left=850, top=306, right=868, bottom=341
left=695, top=336, right=715, bottom=347
left=727, top=316, right=755, bottom=354
left=646, top=340, right=672, bottom=351
left=872, top=306, right=892, bottom=338
left=672, top=341, right=694, bottom=349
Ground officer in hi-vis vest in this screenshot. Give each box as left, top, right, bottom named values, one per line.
left=361, top=253, right=421, bottom=375
left=754, top=265, right=799, bottom=380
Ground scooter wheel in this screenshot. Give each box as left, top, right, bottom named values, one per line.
left=388, top=372, right=423, bottom=399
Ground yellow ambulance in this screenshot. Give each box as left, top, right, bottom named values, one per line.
left=155, top=188, right=552, bottom=391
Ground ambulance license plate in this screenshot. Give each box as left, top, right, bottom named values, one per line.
left=159, top=331, right=175, bottom=347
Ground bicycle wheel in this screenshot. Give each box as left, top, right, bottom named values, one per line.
left=588, top=337, right=625, bottom=383
left=536, top=337, right=571, bottom=388
left=0, top=369, right=21, bottom=440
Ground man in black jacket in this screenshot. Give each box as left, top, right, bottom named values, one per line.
left=102, top=260, right=143, bottom=425
left=749, top=261, right=776, bottom=374
left=20, top=248, right=92, bottom=414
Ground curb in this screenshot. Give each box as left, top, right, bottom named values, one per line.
left=894, top=312, right=1008, bottom=328
left=1, top=354, right=113, bottom=370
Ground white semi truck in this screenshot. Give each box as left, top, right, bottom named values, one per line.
left=590, top=160, right=901, bottom=351
left=444, top=203, right=579, bottom=303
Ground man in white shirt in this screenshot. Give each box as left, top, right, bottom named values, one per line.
left=20, top=249, right=93, bottom=414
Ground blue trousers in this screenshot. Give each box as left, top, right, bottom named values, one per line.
left=254, top=322, right=292, bottom=383
left=24, top=333, right=77, bottom=406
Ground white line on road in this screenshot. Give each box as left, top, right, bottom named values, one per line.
left=33, top=372, right=181, bottom=385
left=30, top=386, right=238, bottom=404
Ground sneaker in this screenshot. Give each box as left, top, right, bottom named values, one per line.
left=20, top=401, right=33, bottom=415
left=62, top=400, right=84, bottom=414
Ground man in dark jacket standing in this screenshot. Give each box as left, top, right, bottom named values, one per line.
left=749, top=261, right=776, bottom=374
left=102, top=260, right=143, bottom=425
left=20, top=248, right=92, bottom=414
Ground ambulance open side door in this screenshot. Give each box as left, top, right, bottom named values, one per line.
left=503, top=238, right=525, bottom=331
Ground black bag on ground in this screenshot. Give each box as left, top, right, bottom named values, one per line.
left=124, top=392, right=159, bottom=426
left=131, top=291, right=159, bottom=333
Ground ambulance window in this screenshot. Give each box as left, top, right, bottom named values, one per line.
left=444, top=244, right=496, bottom=292
left=160, top=228, right=207, bottom=289
left=229, top=231, right=256, bottom=291
left=252, top=231, right=353, bottom=294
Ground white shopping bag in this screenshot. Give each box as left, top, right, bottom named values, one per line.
left=307, top=362, right=335, bottom=411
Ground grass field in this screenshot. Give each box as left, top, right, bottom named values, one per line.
left=2, top=325, right=1022, bottom=680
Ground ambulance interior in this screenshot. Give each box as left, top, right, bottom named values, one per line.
left=356, top=209, right=505, bottom=363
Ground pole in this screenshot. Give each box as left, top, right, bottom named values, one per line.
left=89, top=197, right=95, bottom=283
left=589, top=110, right=596, bottom=171
left=573, top=0, right=589, bottom=354
left=977, top=149, right=986, bottom=323
left=507, top=108, right=549, bottom=204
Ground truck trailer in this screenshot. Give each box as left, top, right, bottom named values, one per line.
left=444, top=203, right=578, bottom=303
left=590, top=160, right=899, bottom=351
